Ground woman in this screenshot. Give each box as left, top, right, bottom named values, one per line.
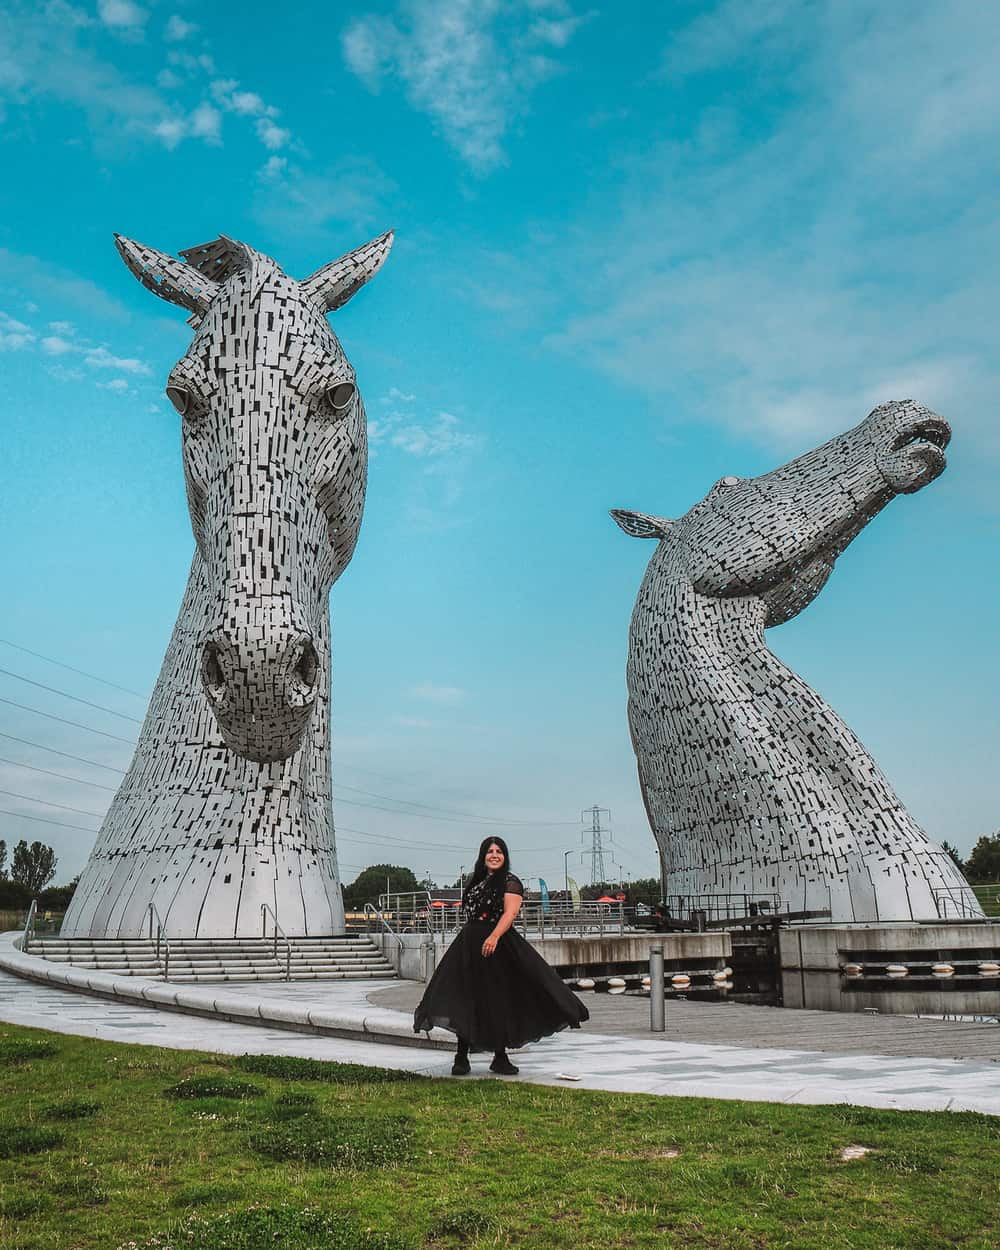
left=413, top=836, right=589, bottom=1075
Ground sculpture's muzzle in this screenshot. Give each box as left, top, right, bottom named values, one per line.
left=877, top=411, right=951, bottom=495
left=200, top=627, right=320, bottom=763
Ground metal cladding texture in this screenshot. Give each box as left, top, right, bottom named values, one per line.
left=612, top=400, right=984, bottom=924
left=61, top=232, right=393, bottom=939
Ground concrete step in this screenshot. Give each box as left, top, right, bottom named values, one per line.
left=25, top=934, right=396, bottom=981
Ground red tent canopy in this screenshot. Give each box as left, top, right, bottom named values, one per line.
left=596, top=895, right=617, bottom=903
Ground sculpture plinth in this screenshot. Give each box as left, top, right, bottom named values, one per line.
left=62, top=232, right=393, bottom=939
left=613, top=400, right=983, bottom=924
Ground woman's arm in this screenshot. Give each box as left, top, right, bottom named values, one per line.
left=482, top=892, right=523, bottom=957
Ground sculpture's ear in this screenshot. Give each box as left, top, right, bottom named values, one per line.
left=610, top=509, right=674, bottom=539
left=301, top=230, right=394, bottom=313
left=113, top=235, right=220, bottom=317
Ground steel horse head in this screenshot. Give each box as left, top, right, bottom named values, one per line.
left=115, top=231, right=393, bottom=763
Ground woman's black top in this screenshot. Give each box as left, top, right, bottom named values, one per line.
left=461, top=872, right=524, bottom=925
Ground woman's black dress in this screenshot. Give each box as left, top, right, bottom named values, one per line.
left=413, top=872, right=589, bottom=1050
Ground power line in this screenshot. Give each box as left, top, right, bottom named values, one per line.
left=0, top=637, right=147, bottom=699
left=0, top=733, right=127, bottom=775
left=0, top=698, right=138, bottom=746
left=335, top=781, right=579, bottom=826
left=0, top=756, right=117, bottom=792
left=0, top=787, right=106, bottom=818
left=0, top=668, right=144, bottom=724
left=0, top=807, right=99, bottom=833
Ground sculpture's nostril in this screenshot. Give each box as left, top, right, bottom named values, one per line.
left=201, top=641, right=227, bottom=702
left=291, top=639, right=319, bottom=694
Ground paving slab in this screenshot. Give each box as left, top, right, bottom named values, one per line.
left=2, top=961, right=999, bottom=1116
left=368, top=979, right=1000, bottom=1060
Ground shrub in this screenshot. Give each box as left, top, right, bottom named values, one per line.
left=233, top=1053, right=425, bottom=1084
left=0, top=1125, right=63, bottom=1158
left=162, top=1076, right=263, bottom=1101
left=116, top=1203, right=410, bottom=1250
left=42, top=1098, right=101, bottom=1120
left=248, top=1113, right=415, bottom=1169
left=0, top=1037, right=57, bottom=1065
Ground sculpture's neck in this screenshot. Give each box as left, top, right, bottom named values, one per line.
left=628, top=569, right=903, bottom=810
left=130, top=553, right=332, bottom=794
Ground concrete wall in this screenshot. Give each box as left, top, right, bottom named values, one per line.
left=780, top=923, right=1000, bottom=1014
left=372, top=929, right=731, bottom=982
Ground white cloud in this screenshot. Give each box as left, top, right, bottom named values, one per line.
left=256, top=117, right=289, bottom=150
left=341, top=0, right=589, bottom=172
left=0, top=310, right=35, bottom=349
left=411, top=683, right=466, bottom=704
left=259, top=154, right=287, bottom=180
left=97, top=0, right=147, bottom=31
left=96, top=377, right=130, bottom=392
left=211, top=80, right=273, bottom=117
left=48, top=319, right=74, bottom=334
left=189, top=101, right=221, bottom=143
left=152, top=117, right=185, bottom=148
left=164, top=14, right=197, bottom=41
left=84, top=345, right=151, bottom=375
left=40, top=334, right=76, bottom=355
left=390, top=412, right=479, bottom=457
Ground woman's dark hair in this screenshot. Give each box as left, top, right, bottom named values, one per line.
left=462, top=836, right=511, bottom=909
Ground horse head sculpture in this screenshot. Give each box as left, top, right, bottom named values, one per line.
left=613, top=400, right=982, bottom=922
left=115, top=232, right=392, bottom=763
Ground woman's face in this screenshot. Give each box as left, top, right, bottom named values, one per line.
left=484, top=843, right=505, bottom=871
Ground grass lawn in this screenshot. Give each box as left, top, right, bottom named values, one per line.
left=0, top=1023, right=997, bottom=1250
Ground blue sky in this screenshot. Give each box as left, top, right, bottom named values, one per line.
left=2, top=0, right=998, bottom=891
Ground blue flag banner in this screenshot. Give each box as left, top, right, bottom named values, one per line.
left=538, top=877, right=551, bottom=914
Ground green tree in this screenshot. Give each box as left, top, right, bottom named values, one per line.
left=964, top=833, right=1000, bottom=884
left=940, top=840, right=965, bottom=870
left=342, top=864, right=420, bottom=910
left=11, top=840, right=57, bottom=893
left=39, top=875, right=80, bottom=911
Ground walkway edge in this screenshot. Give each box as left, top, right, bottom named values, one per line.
left=0, top=932, right=453, bottom=1051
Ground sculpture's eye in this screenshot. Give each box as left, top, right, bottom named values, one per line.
left=719, top=475, right=740, bottom=488
left=326, top=381, right=356, bottom=412
left=166, top=384, right=191, bottom=415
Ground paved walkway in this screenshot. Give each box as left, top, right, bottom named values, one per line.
left=1, top=963, right=998, bottom=1116
left=372, top=981, right=1000, bottom=1059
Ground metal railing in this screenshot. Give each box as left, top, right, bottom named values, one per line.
left=662, top=893, right=784, bottom=926
left=21, top=898, right=38, bottom=953
left=933, top=885, right=991, bottom=920
left=516, top=900, right=627, bottom=938
left=364, top=896, right=631, bottom=939
left=260, top=904, right=292, bottom=980
left=363, top=902, right=405, bottom=953
left=147, top=903, right=171, bottom=980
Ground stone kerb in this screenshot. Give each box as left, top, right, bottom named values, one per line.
left=0, top=931, right=452, bottom=1050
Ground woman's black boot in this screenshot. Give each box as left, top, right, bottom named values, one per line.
left=451, top=1039, right=471, bottom=1076
left=489, top=1050, right=519, bottom=1076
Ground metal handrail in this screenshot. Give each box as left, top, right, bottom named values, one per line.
left=147, top=903, right=171, bottom=980
left=363, top=902, right=405, bottom=952
left=260, top=903, right=292, bottom=980
left=21, top=898, right=38, bottom=953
